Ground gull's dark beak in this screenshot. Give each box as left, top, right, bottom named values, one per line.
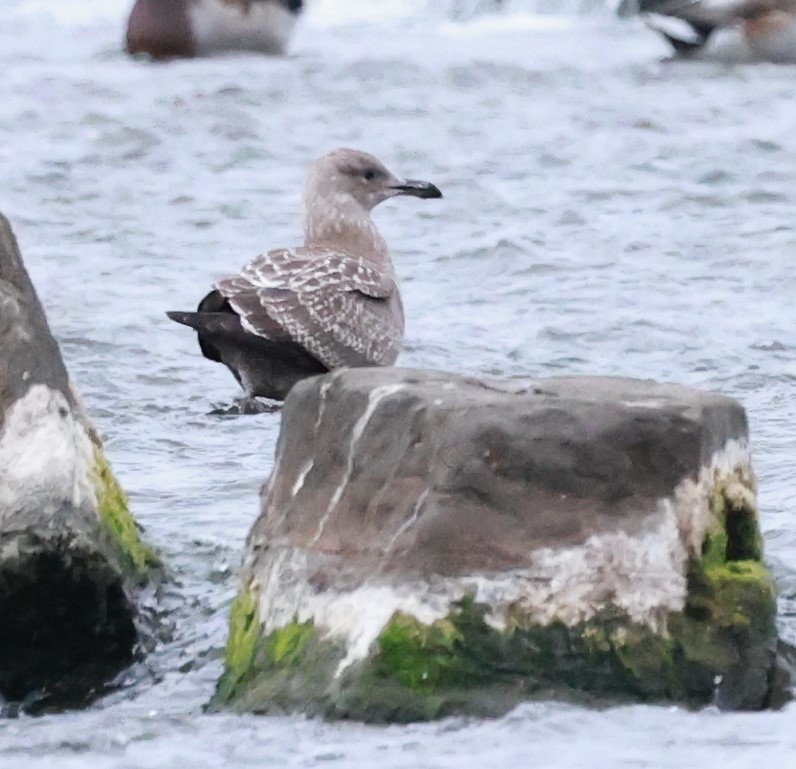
left=391, top=179, right=443, bottom=199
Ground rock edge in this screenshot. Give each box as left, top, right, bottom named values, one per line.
left=0, top=213, right=161, bottom=709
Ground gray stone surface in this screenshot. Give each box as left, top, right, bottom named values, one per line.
left=215, top=367, right=779, bottom=720
left=0, top=215, right=71, bottom=417
left=0, top=213, right=159, bottom=709
left=255, top=369, right=747, bottom=577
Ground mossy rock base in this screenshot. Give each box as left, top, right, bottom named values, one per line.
left=214, top=473, right=779, bottom=721
left=0, top=447, right=162, bottom=711
left=213, top=549, right=777, bottom=722
left=0, top=530, right=139, bottom=709
left=212, top=590, right=346, bottom=717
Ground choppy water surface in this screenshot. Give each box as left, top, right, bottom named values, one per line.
left=1, top=0, right=796, bottom=765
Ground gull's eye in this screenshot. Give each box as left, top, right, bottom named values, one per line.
left=363, top=168, right=377, bottom=181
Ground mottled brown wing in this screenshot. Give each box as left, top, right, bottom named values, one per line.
left=232, top=247, right=394, bottom=296
left=301, top=288, right=402, bottom=366
left=287, top=252, right=395, bottom=298
left=215, top=247, right=402, bottom=369
left=262, top=287, right=402, bottom=368
left=233, top=247, right=306, bottom=289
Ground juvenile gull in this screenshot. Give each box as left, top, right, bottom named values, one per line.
left=167, top=149, right=442, bottom=403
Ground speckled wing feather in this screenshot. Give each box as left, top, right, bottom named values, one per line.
left=215, top=247, right=403, bottom=369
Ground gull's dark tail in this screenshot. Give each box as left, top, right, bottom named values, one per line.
left=166, top=310, right=204, bottom=329
left=166, top=307, right=283, bottom=361
left=166, top=301, right=328, bottom=400
left=168, top=289, right=255, bottom=363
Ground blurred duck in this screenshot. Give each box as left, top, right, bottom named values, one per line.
left=640, top=0, right=796, bottom=61
left=126, top=0, right=303, bottom=59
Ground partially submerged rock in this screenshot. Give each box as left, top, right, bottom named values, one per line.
left=213, top=368, right=779, bottom=721
left=0, top=214, right=161, bottom=708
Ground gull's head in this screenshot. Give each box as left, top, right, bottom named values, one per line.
left=306, top=148, right=442, bottom=214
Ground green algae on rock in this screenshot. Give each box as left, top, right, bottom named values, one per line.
left=212, top=587, right=345, bottom=716
left=214, top=586, right=263, bottom=705
left=92, top=446, right=160, bottom=579
left=213, top=368, right=782, bottom=721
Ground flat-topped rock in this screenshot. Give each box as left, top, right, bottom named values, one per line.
left=213, top=368, right=778, bottom=721
left=0, top=214, right=161, bottom=709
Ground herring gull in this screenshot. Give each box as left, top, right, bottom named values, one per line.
left=167, top=148, right=442, bottom=404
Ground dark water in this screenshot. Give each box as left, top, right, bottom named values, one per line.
left=1, top=1, right=795, bottom=766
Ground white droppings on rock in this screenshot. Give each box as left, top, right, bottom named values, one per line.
left=384, top=488, right=429, bottom=554
left=620, top=398, right=665, bottom=409
left=256, top=510, right=686, bottom=677
left=309, top=383, right=405, bottom=546
left=669, top=438, right=752, bottom=556
left=314, top=380, right=332, bottom=433
left=254, top=546, right=449, bottom=677
left=501, top=507, right=687, bottom=629
left=291, top=459, right=314, bottom=498
left=0, top=384, right=95, bottom=523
